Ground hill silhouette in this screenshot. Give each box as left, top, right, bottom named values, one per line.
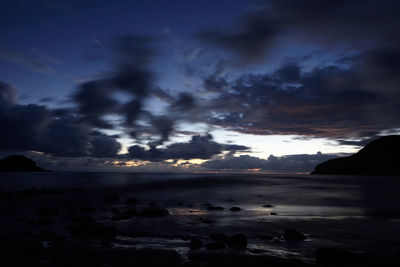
left=0, top=155, right=45, bottom=172
left=311, top=135, right=400, bottom=175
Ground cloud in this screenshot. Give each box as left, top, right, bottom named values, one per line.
left=200, top=0, right=400, bottom=63
left=73, top=35, right=158, bottom=132
left=202, top=152, right=345, bottom=173
left=0, top=81, right=17, bottom=107
left=0, top=48, right=57, bottom=75
left=90, top=132, right=122, bottom=158
left=200, top=11, right=277, bottom=63
left=196, top=55, right=400, bottom=139
left=0, top=80, right=121, bottom=158
left=128, top=134, right=248, bottom=161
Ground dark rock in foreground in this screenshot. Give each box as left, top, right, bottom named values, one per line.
left=283, top=229, right=306, bottom=241
left=141, top=207, right=169, bottom=217
left=209, top=233, right=228, bottom=243
left=111, top=208, right=141, bottom=221
left=227, top=233, right=247, bottom=248
left=206, top=242, right=225, bottom=250
left=190, top=237, right=203, bottom=250
left=0, top=155, right=45, bottom=172
left=312, top=135, right=400, bottom=175
left=207, top=205, right=224, bottom=211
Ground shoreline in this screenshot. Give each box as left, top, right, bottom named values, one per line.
left=1, top=185, right=400, bottom=266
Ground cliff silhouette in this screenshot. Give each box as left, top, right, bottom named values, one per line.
left=0, top=155, right=45, bottom=172
left=312, top=135, right=400, bottom=175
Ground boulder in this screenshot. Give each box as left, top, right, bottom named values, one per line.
left=206, top=242, right=225, bottom=250
left=283, top=229, right=306, bottom=241
left=141, top=207, right=169, bottom=217
left=209, top=233, right=228, bottom=243
left=111, top=208, right=141, bottom=221
left=190, top=237, right=203, bottom=250
left=227, top=233, right=247, bottom=248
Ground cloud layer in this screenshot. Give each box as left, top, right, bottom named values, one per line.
left=1, top=1, right=400, bottom=170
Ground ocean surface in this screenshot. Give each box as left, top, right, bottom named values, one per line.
left=1, top=172, right=399, bottom=218
left=1, top=172, right=400, bottom=259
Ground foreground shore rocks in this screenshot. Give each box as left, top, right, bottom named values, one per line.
left=0, top=186, right=399, bottom=267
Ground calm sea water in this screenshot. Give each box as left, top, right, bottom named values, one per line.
left=1, top=172, right=399, bottom=219
left=1, top=172, right=400, bottom=258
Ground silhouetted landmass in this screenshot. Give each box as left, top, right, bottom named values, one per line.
left=0, top=155, right=45, bottom=172
left=311, top=135, right=400, bottom=175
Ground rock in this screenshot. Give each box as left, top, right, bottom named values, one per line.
left=190, top=237, right=203, bottom=250
left=209, top=233, right=228, bottom=243
left=36, top=208, right=59, bottom=217
left=259, top=234, right=274, bottom=240
left=227, top=233, right=247, bottom=248
left=36, top=218, right=53, bottom=226
left=68, top=222, right=117, bottom=239
left=229, top=207, right=242, bottom=211
left=1, top=238, right=43, bottom=266
left=111, top=208, right=141, bottom=221
left=71, top=215, right=95, bottom=223
left=248, top=248, right=263, bottom=254
left=0, top=155, right=45, bottom=172
left=311, top=135, right=400, bottom=175
left=207, top=205, right=224, bottom=211
left=316, top=248, right=364, bottom=265
left=149, top=201, right=158, bottom=206
left=125, top=197, right=139, bottom=205
left=105, top=195, right=119, bottom=203
left=81, top=207, right=96, bottom=213
left=262, top=204, right=273, bottom=208
left=206, top=242, right=225, bottom=250
left=270, top=212, right=278, bottom=215
left=141, top=207, right=169, bottom=217
left=283, top=229, right=306, bottom=241
left=41, top=229, right=57, bottom=239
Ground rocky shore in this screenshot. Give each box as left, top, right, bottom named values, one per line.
left=1, top=186, right=399, bottom=267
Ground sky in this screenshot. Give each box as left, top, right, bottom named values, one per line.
left=0, top=0, right=399, bottom=172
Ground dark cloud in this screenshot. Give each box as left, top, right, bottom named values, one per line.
left=0, top=102, right=51, bottom=151
left=200, top=0, right=400, bottom=63
left=197, top=55, right=400, bottom=139
left=202, top=152, right=345, bottom=173
left=0, top=81, right=17, bottom=107
left=73, top=80, right=117, bottom=128
left=128, top=134, right=248, bottom=161
left=200, top=11, right=277, bottom=63
left=90, top=132, right=122, bottom=158
left=73, top=35, right=156, bottom=129
left=0, top=80, right=121, bottom=158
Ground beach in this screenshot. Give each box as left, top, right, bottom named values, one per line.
left=1, top=172, right=400, bottom=266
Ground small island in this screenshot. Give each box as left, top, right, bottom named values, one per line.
left=311, top=135, right=400, bottom=175
left=0, top=155, right=45, bottom=172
